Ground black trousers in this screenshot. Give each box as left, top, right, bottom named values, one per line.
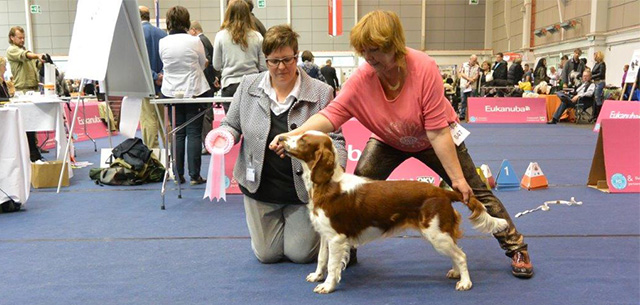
left=172, top=103, right=205, bottom=179
left=27, top=131, right=42, bottom=161
left=220, top=83, right=240, bottom=113
left=354, top=138, right=527, bottom=257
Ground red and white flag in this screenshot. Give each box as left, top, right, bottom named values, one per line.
left=328, top=0, right=342, bottom=37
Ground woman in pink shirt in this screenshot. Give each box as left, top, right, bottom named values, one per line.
left=269, top=10, right=533, bottom=279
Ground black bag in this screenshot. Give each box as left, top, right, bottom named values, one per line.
left=111, top=138, right=152, bottom=171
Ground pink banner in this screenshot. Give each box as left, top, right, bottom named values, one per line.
left=593, top=100, right=640, bottom=132
left=602, top=119, right=640, bottom=193
left=214, top=111, right=442, bottom=195
left=468, top=97, right=547, bottom=124
left=38, top=101, right=109, bottom=149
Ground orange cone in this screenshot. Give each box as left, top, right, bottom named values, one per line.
left=520, top=162, right=549, bottom=190
left=481, top=164, right=496, bottom=189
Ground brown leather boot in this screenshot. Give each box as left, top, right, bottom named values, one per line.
left=511, top=250, right=534, bottom=278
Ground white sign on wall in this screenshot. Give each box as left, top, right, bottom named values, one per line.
left=625, top=49, right=640, bottom=84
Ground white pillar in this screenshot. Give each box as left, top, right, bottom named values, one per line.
left=421, top=0, right=426, bottom=51
left=522, top=0, right=532, bottom=50
left=484, top=0, right=494, bottom=50
left=587, top=0, right=609, bottom=67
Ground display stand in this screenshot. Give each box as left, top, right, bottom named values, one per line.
left=61, top=0, right=155, bottom=193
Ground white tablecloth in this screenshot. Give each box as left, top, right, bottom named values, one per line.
left=6, top=101, right=68, bottom=160
left=6, top=100, right=74, bottom=178
left=0, top=108, right=31, bottom=205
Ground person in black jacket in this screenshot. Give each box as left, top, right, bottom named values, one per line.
left=190, top=21, right=223, bottom=155
left=320, top=59, right=340, bottom=97
left=533, top=58, right=550, bottom=86
left=507, top=58, right=524, bottom=86
left=591, top=51, right=606, bottom=120
left=491, top=52, right=508, bottom=86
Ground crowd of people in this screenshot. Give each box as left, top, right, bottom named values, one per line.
left=446, top=48, right=637, bottom=122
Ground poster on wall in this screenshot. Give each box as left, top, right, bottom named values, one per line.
left=625, top=49, right=640, bottom=83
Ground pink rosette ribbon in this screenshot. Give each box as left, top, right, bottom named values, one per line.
left=204, top=129, right=234, bottom=202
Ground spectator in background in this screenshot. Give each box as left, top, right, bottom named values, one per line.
left=548, top=70, right=595, bottom=124
left=591, top=51, right=606, bottom=121
left=299, top=50, right=326, bottom=82
left=457, top=54, right=478, bottom=120
left=139, top=6, right=167, bottom=149
left=320, top=59, right=340, bottom=97
left=6, top=26, right=46, bottom=161
left=491, top=52, right=508, bottom=86
left=621, top=64, right=629, bottom=88
left=227, top=0, right=266, bottom=37
left=507, top=58, right=524, bottom=86
left=523, top=63, right=532, bottom=82
left=533, top=58, right=549, bottom=86
left=159, top=6, right=210, bottom=185
left=213, top=0, right=267, bottom=112
left=557, top=55, right=568, bottom=81
left=548, top=66, right=559, bottom=87
left=477, top=60, right=491, bottom=89
left=0, top=56, right=9, bottom=99
left=580, top=58, right=589, bottom=71
left=561, top=48, right=585, bottom=88
left=189, top=20, right=221, bottom=155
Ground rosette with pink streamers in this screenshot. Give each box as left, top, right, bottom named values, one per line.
left=204, top=129, right=234, bottom=202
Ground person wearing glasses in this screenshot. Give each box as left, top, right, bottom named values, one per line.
left=213, top=0, right=267, bottom=112
left=212, top=25, right=346, bottom=264
left=269, top=11, right=534, bottom=278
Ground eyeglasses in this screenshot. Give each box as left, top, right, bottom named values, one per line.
left=266, top=55, right=297, bottom=67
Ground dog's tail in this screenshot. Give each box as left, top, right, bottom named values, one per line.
left=445, top=190, right=508, bottom=234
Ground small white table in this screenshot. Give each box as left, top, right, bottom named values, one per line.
left=0, top=107, right=31, bottom=206
left=6, top=98, right=74, bottom=178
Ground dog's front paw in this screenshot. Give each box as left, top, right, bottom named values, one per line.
left=306, top=272, right=325, bottom=282
left=455, top=280, right=473, bottom=291
left=446, top=269, right=461, bottom=279
left=313, top=282, right=336, bottom=294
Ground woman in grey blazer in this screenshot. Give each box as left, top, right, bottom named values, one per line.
left=215, top=25, right=347, bottom=264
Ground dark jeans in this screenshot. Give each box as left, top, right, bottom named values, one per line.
left=27, top=131, right=42, bottom=162
left=220, top=83, right=240, bottom=113
left=553, top=93, right=593, bottom=121
left=354, top=138, right=527, bottom=257
left=460, top=90, right=474, bottom=119
left=173, top=103, right=205, bottom=179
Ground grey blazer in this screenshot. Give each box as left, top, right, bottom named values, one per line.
left=219, top=69, right=347, bottom=203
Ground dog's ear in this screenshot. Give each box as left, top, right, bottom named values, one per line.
left=311, top=147, right=335, bottom=185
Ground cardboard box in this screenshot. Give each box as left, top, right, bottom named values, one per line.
left=31, top=160, right=70, bottom=188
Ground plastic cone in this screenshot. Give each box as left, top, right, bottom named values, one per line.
left=480, top=164, right=496, bottom=188
left=520, top=162, right=549, bottom=190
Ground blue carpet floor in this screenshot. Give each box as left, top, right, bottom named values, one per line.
left=1, top=122, right=638, bottom=305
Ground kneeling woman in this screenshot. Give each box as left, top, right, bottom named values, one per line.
left=215, top=25, right=346, bottom=263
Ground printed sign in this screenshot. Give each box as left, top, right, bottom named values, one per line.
left=593, top=100, right=640, bottom=132
left=467, top=97, right=547, bottom=123
left=30, top=5, right=41, bottom=14
left=602, top=119, right=640, bottom=193
left=214, top=111, right=442, bottom=194
left=257, top=0, right=266, bottom=8
left=625, top=49, right=640, bottom=83
left=328, top=0, right=343, bottom=37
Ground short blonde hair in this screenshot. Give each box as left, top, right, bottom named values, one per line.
left=350, top=10, right=407, bottom=66
left=594, top=51, right=604, bottom=62
left=0, top=55, right=6, bottom=67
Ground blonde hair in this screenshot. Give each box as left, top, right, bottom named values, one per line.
left=350, top=10, right=407, bottom=68
left=0, top=55, right=6, bottom=67
left=221, top=0, right=255, bottom=51
left=594, top=51, right=604, bottom=62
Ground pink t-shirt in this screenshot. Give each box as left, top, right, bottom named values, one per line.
left=320, top=48, right=458, bottom=152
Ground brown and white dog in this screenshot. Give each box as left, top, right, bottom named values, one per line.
left=279, top=131, right=509, bottom=294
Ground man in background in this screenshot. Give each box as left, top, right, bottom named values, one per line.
left=491, top=52, right=508, bottom=86
left=561, top=48, right=585, bottom=89
left=320, top=59, right=340, bottom=97
left=457, top=54, right=478, bottom=120
left=6, top=26, right=46, bottom=161
left=139, top=6, right=166, bottom=149
left=189, top=20, right=221, bottom=155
